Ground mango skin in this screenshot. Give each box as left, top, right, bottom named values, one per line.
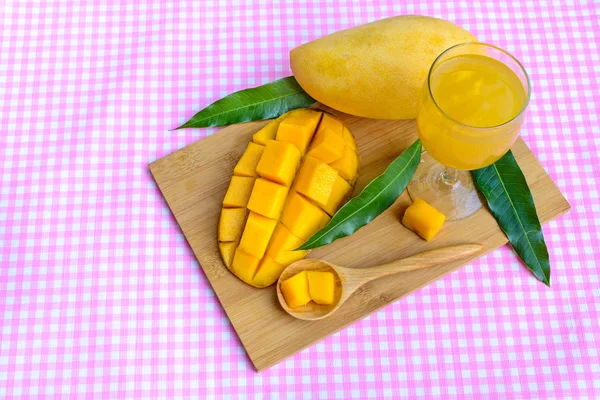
left=290, top=15, right=476, bottom=120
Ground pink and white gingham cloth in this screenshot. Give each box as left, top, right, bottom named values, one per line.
left=1, top=1, right=599, bottom=398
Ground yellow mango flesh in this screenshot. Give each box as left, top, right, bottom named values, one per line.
left=307, top=127, right=345, bottom=164
left=307, top=271, right=335, bottom=305
left=281, top=191, right=330, bottom=240
left=218, top=241, right=237, bottom=268
left=256, top=140, right=301, bottom=186
left=319, top=113, right=343, bottom=136
left=329, top=145, right=359, bottom=183
left=280, top=271, right=311, bottom=309
left=231, top=248, right=260, bottom=283
left=252, top=256, right=285, bottom=288
left=323, top=174, right=351, bottom=216
left=218, top=208, right=247, bottom=242
left=276, top=110, right=322, bottom=154
left=294, top=157, right=338, bottom=207
left=342, top=126, right=356, bottom=150
left=290, top=15, right=476, bottom=120
left=247, top=178, right=289, bottom=219
left=252, top=119, right=280, bottom=145
left=218, top=109, right=359, bottom=287
left=402, top=197, right=446, bottom=241
left=233, top=142, right=264, bottom=177
left=238, top=211, right=277, bottom=258
left=266, top=223, right=308, bottom=265
left=222, top=176, right=256, bottom=208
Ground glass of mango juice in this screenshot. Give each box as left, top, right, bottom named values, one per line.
left=407, top=42, right=531, bottom=220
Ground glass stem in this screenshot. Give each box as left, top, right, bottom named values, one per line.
left=441, top=167, right=459, bottom=186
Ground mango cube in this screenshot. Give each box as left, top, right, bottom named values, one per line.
left=280, top=271, right=311, bottom=309
left=402, top=197, right=446, bottom=241
left=252, top=256, right=285, bottom=288
left=238, top=211, right=277, bottom=258
left=218, top=241, right=238, bottom=268
left=318, top=113, right=344, bottom=136
left=294, top=157, right=338, bottom=207
left=252, top=119, right=280, bottom=145
left=276, top=110, right=322, bottom=154
left=307, top=127, right=345, bottom=164
left=233, top=142, right=264, bottom=177
left=307, top=271, right=336, bottom=305
left=323, top=174, right=351, bottom=216
left=281, top=192, right=330, bottom=240
left=231, top=248, right=260, bottom=283
left=256, top=140, right=301, bottom=186
left=223, top=176, right=256, bottom=208
left=342, top=126, right=356, bottom=150
left=266, top=223, right=308, bottom=266
left=329, top=145, right=359, bottom=182
left=247, top=178, right=289, bottom=219
left=218, top=208, right=247, bottom=242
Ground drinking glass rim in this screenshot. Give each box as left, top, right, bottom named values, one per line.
left=427, top=42, right=532, bottom=130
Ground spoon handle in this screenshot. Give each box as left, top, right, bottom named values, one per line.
left=353, top=244, right=482, bottom=284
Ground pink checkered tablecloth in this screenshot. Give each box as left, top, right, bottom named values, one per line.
left=1, top=0, right=599, bottom=398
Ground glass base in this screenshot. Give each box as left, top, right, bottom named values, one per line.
left=407, top=152, right=484, bottom=221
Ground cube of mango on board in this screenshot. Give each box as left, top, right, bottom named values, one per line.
left=222, top=176, right=256, bottom=208
left=276, top=110, right=322, bottom=154
left=330, top=145, right=359, bottom=182
left=307, top=127, right=345, bottom=164
left=247, top=178, right=289, bottom=219
left=238, top=211, right=277, bottom=258
left=294, top=157, right=338, bottom=207
left=218, top=208, right=247, bottom=242
left=280, top=270, right=311, bottom=309
left=266, top=223, right=308, bottom=266
left=256, top=140, right=301, bottom=186
left=252, top=119, right=280, bottom=145
left=307, top=270, right=335, bottom=305
left=233, top=142, right=264, bottom=177
left=281, top=192, right=330, bottom=240
left=218, top=241, right=238, bottom=268
left=402, top=197, right=446, bottom=241
left=231, top=248, right=261, bottom=283
left=323, top=174, right=351, bottom=216
left=252, top=256, right=285, bottom=288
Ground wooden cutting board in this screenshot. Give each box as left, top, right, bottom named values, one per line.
left=149, top=105, right=570, bottom=371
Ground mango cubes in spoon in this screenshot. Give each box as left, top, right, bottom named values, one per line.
left=281, top=270, right=336, bottom=309
left=306, top=270, right=335, bottom=305
left=280, top=270, right=312, bottom=309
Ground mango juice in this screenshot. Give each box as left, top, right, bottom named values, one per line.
left=417, top=53, right=528, bottom=170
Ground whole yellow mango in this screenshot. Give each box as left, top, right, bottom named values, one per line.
left=290, top=15, right=476, bottom=120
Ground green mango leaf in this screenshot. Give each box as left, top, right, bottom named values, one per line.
left=298, top=139, right=422, bottom=250
left=175, top=76, right=315, bottom=129
left=472, top=150, right=550, bottom=285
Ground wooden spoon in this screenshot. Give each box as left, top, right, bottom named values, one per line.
left=277, top=244, right=482, bottom=321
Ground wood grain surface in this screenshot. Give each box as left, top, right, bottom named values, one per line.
left=149, top=105, right=570, bottom=371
